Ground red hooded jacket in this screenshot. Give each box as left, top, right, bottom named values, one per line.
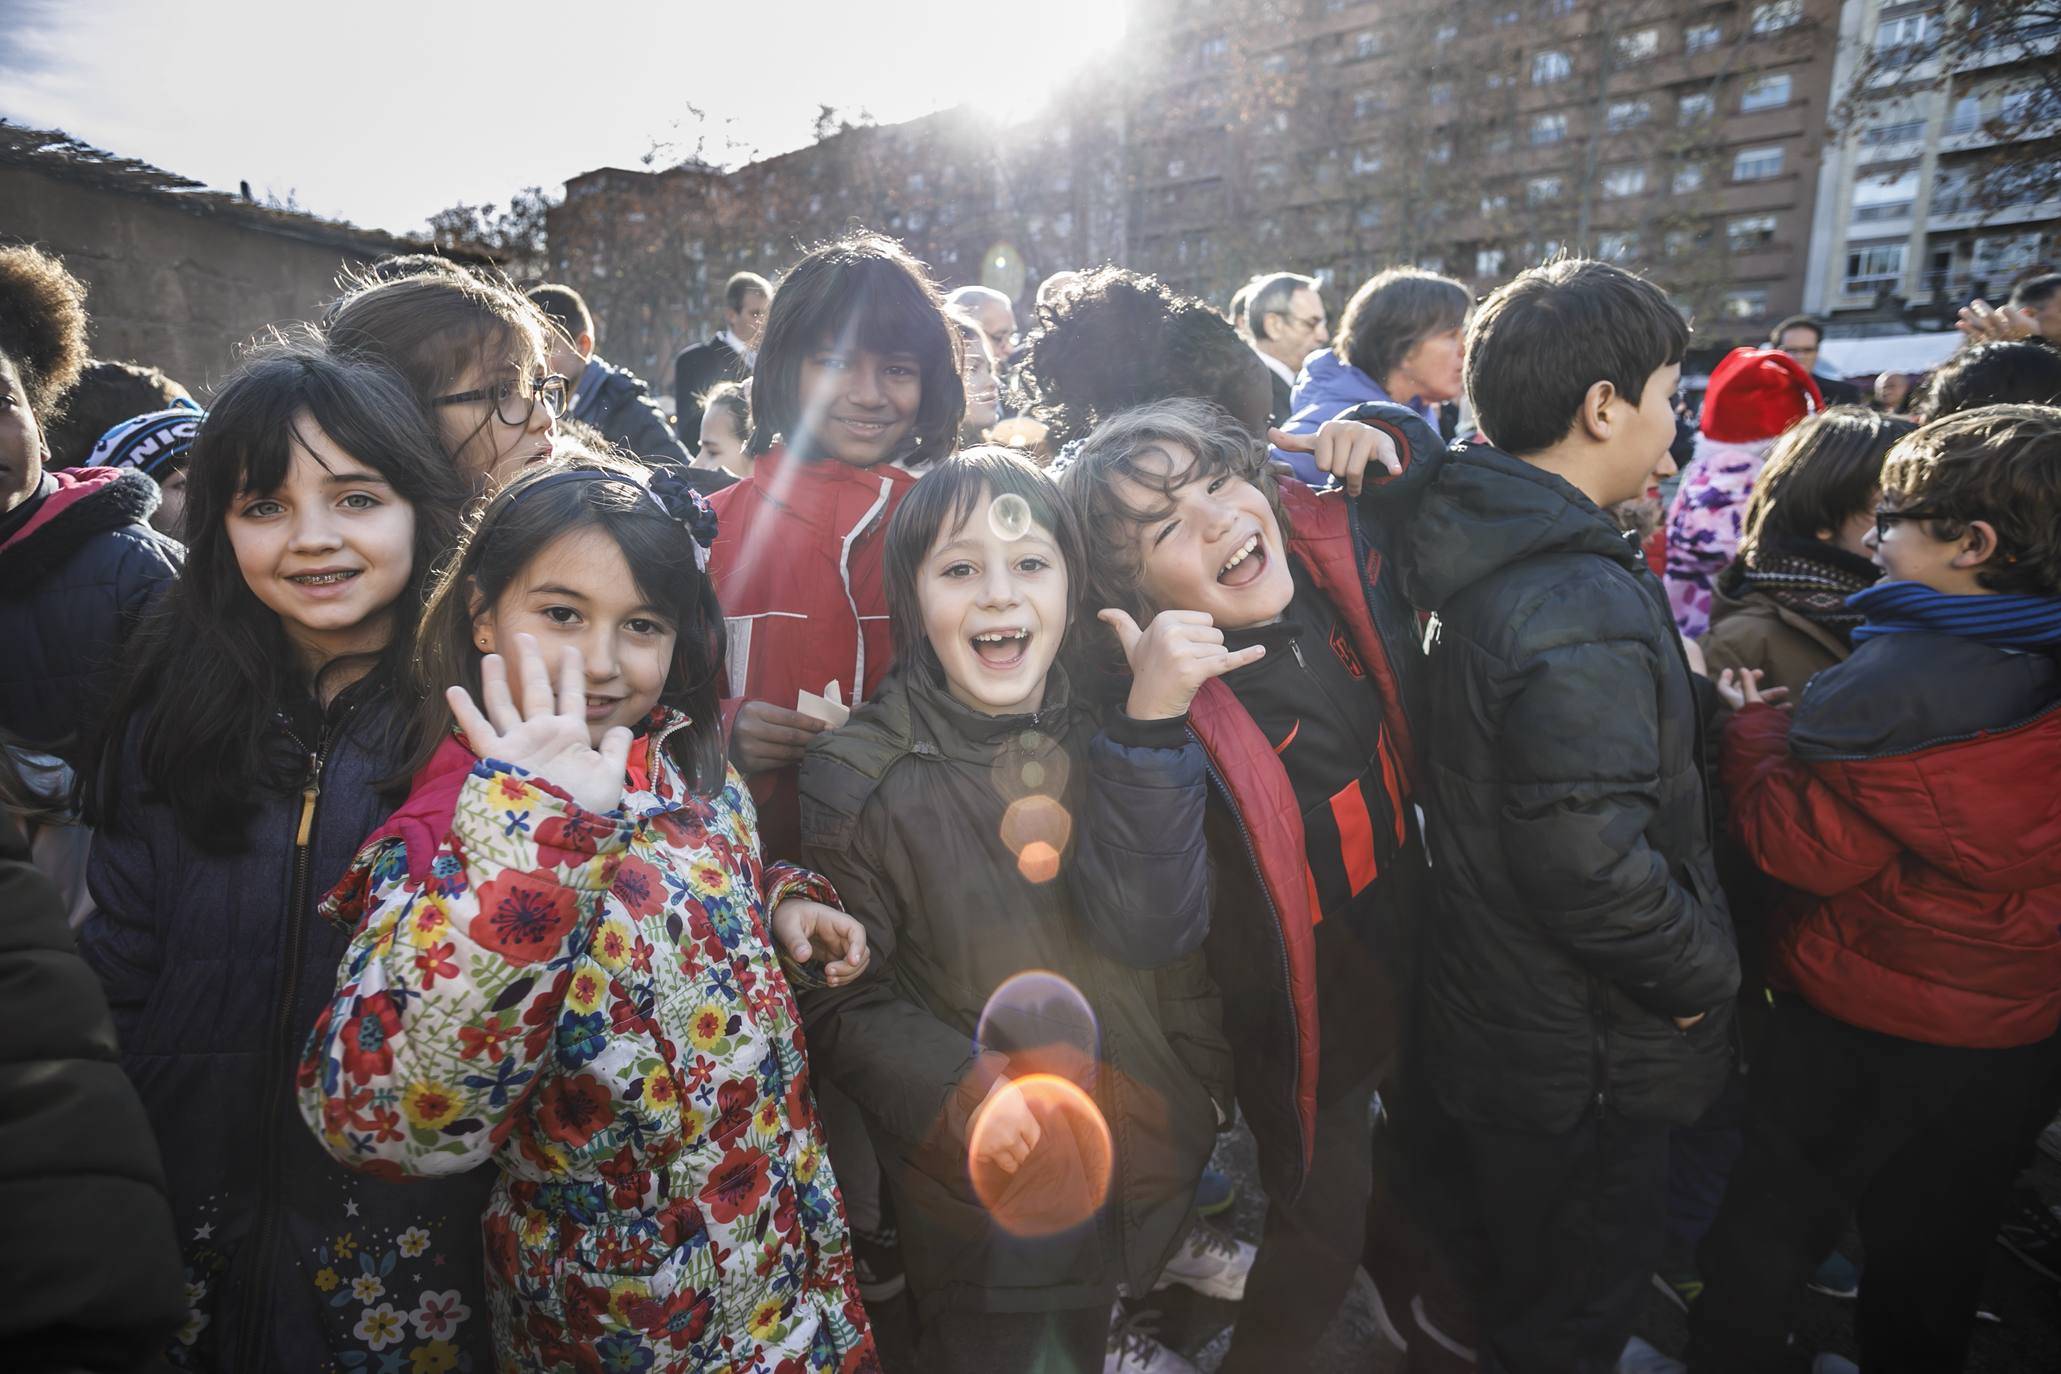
left=1723, top=671, right=2061, bottom=1050
left=706, top=448, right=922, bottom=860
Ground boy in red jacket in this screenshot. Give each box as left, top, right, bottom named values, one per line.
left=1688, top=405, right=2061, bottom=1374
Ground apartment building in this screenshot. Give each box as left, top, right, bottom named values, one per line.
left=1803, top=0, right=2061, bottom=328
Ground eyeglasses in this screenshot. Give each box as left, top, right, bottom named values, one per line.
left=432, top=374, right=568, bottom=427
left=1873, top=506, right=1943, bottom=541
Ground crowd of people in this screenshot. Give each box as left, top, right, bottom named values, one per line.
left=1, top=223, right=2058, bottom=1374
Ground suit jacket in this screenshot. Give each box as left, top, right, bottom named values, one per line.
left=672, top=335, right=752, bottom=449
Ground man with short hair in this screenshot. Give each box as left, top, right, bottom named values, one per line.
left=527, top=283, right=693, bottom=470
left=946, top=285, right=1018, bottom=367
left=673, top=271, right=771, bottom=449
left=1242, top=272, right=1330, bottom=426
left=1768, top=315, right=1861, bottom=405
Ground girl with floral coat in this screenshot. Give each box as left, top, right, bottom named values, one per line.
left=297, top=455, right=877, bottom=1374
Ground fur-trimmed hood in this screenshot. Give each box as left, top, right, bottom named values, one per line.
left=0, top=466, right=162, bottom=586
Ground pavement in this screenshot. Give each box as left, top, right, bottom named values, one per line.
left=869, top=1120, right=2061, bottom=1371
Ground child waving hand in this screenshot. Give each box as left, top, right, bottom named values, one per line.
left=298, top=454, right=875, bottom=1373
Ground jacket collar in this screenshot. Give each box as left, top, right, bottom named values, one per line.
left=903, top=658, right=1078, bottom=761
left=0, top=466, right=161, bottom=579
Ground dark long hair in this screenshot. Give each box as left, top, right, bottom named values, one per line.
left=87, top=344, right=469, bottom=849
left=746, top=233, right=963, bottom=463
left=398, top=447, right=729, bottom=794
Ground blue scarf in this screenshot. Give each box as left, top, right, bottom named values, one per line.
left=1849, top=580, right=2061, bottom=651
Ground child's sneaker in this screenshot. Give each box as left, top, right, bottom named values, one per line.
left=849, top=1222, right=905, bottom=1302
left=1150, top=1222, right=1256, bottom=1301
left=1104, top=1303, right=1199, bottom=1374
left=1806, top=1249, right=1860, bottom=1300
left=1194, top=1164, right=1237, bottom=1217
left=1996, top=1186, right=2061, bottom=1283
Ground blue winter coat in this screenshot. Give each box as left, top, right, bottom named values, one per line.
left=77, top=693, right=496, bottom=1372
left=1270, top=352, right=1438, bottom=487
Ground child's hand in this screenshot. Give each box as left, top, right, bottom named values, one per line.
left=1100, top=609, right=1267, bottom=720
left=771, top=898, right=870, bottom=985
left=1269, top=421, right=1403, bottom=497
left=447, top=634, right=632, bottom=814
left=1715, top=667, right=1792, bottom=713
left=730, top=701, right=826, bottom=774
left=970, top=1074, right=1042, bottom=1175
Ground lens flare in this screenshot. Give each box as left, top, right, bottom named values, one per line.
left=989, top=728, right=1071, bottom=806
left=977, top=969, right=1100, bottom=1072
left=988, top=491, right=1034, bottom=542
left=1001, top=795, right=1073, bottom=883
left=967, top=1073, right=1114, bottom=1237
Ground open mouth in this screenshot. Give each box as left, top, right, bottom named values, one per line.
left=836, top=417, right=890, bottom=440
left=584, top=695, right=624, bottom=720
left=1217, top=532, right=1267, bottom=587
left=970, top=627, right=1031, bottom=671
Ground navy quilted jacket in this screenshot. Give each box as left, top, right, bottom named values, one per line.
left=77, top=694, right=496, bottom=1372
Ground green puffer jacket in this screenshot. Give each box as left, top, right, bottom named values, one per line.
left=797, top=664, right=1230, bottom=1317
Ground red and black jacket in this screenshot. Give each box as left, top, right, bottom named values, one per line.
left=1074, top=402, right=1438, bottom=1200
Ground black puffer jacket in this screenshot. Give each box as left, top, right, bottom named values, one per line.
left=1400, top=443, right=1740, bottom=1132
left=797, top=665, right=1228, bottom=1316
left=572, top=355, right=694, bottom=469
left=0, top=468, right=181, bottom=761
left=0, top=809, right=185, bottom=1372
left=78, top=690, right=496, bottom=1371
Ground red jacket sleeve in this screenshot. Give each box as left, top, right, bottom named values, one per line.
left=1720, top=703, right=1899, bottom=898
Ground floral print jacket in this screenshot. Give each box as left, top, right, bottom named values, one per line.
left=296, top=720, right=874, bottom=1374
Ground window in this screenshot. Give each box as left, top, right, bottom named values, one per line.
left=1860, top=120, right=1926, bottom=145
left=1616, top=28, right=1660, bottom=62
left=1481, top=192, right=1511, bottom=215
left=1685, top=22, right=1723, bottom=54
left=1608, top=98, right=1652, bottom=131
left=1199, top=34, right=1229, bottom=63
left=1487, top=69, right=1512, bottom=89
left=1974, top=231, right=2042, bottom=277
left=1524, top=238, right=1565, bottom=262
left=1843, top=241, right=1906, bottom=294
left=1431, top=81, right=1454, bottom=106
left=1664, top=227, right=1711, bottom=256
left=1531, top=111, right=1569, bottom=145
left=1946, top=96, right=1982, bottom=136
left=1487, top=131, right=1514, bottom=155
left=1727, top=214, right=1779, bottom=251
left=1733, top=144, right=1784, bottom=180
left=1741, top=73, right=1791, bottom=112
left=1436, top=23, right=1459, bottom=45
left=1532, top=49, right=1572, bottom=84
left=1428, top=139, right=1453, bottom=164
left=1357, top=204, right=1383, bottom=229
left=1720, top=288, right=1770, bottom=319
left=1541, top=0, right=1577, bottom=15
left=1418, top=255, right=1447, bottom=274
left=906, top=172, right=926, bottom=191
left=1477, top=248, right=1507, bottom=276
left=1852, top=170, right=1917, bottom=222
left=1354, top=92, right=1385, bottom=120
left=1673, top=163, right=1707, bottom=193
left=1527, top=175, right=1564, bottom=204
left=1603, top=165, right=1649, bottom=198
left=1679, top=92, right=1715, bottom=124
left=1353, top=148, right=1384, bottom=175
left=1166, top=157, right=1186, bottom=178
left=1875, top=12, right=1932, bottom=51
left=1597, top=232, right=1638, bottom=261
left=1355, top=30, right=1382, bottom=59
left=1751, top=1, right=1802, bottom=35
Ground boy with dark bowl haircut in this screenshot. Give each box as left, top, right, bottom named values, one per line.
left=1397, top=259, right=1740, bottom=1372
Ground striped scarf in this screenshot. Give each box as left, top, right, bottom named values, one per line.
left=1849, top=581, right=2061, bottom=651
left=1728, top=536, right=1880, bottom=643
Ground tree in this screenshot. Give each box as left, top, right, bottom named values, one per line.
left=425, top=186, right=562, bottom=284
left=1834, top=0, right=2061, bottom=209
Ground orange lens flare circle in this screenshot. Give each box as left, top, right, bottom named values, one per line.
left=966, top=1073, right=1114, bottom=1237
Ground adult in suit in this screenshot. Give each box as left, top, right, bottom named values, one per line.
left=674, top=271, right=771, bottom=450
left=1240, top=271, right=1329, bottom=427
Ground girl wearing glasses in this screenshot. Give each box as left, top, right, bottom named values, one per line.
left=327, top=266, right=563, bottom=488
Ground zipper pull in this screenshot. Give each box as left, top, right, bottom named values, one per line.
left=1291, top=639, right=1307, bottom=668
left=295, top=752, right=320, bottom=848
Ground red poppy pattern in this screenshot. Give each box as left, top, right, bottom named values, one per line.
left=298, top=719, right=871, bottom=1372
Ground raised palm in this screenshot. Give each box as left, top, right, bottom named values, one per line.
left=447, top=633, right=633, bottom=814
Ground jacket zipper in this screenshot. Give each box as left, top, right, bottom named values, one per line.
left=237, top=707, right=350, bottom=1366
left=1194, top=746, right=1310, bottom=1193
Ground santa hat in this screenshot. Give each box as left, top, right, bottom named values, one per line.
left=1699, top=347, right=1823, bottom=443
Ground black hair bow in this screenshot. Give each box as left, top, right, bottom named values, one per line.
left=647, top=469, right=720, bottom=570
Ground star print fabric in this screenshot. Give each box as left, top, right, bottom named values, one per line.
left=296, top=724, right=875, bottom=1373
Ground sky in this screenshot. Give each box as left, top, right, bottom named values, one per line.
left=0, top=0, right=1130, bottom=235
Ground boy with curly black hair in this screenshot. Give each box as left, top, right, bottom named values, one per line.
left=0, top=245, right=182, bottom=763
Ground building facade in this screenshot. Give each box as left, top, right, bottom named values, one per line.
left=548, top=0, right=1854, bottom=389
left=1802, top=0, right=2061, bottom=331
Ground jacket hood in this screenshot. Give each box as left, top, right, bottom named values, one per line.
left=1401, top=443, right=1643, bottom=611
left=586, top=355, right=649, bottom=400
left=0, top=465, right=160, bottom=573
left=1791, top=633, right=2061, bottom=890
